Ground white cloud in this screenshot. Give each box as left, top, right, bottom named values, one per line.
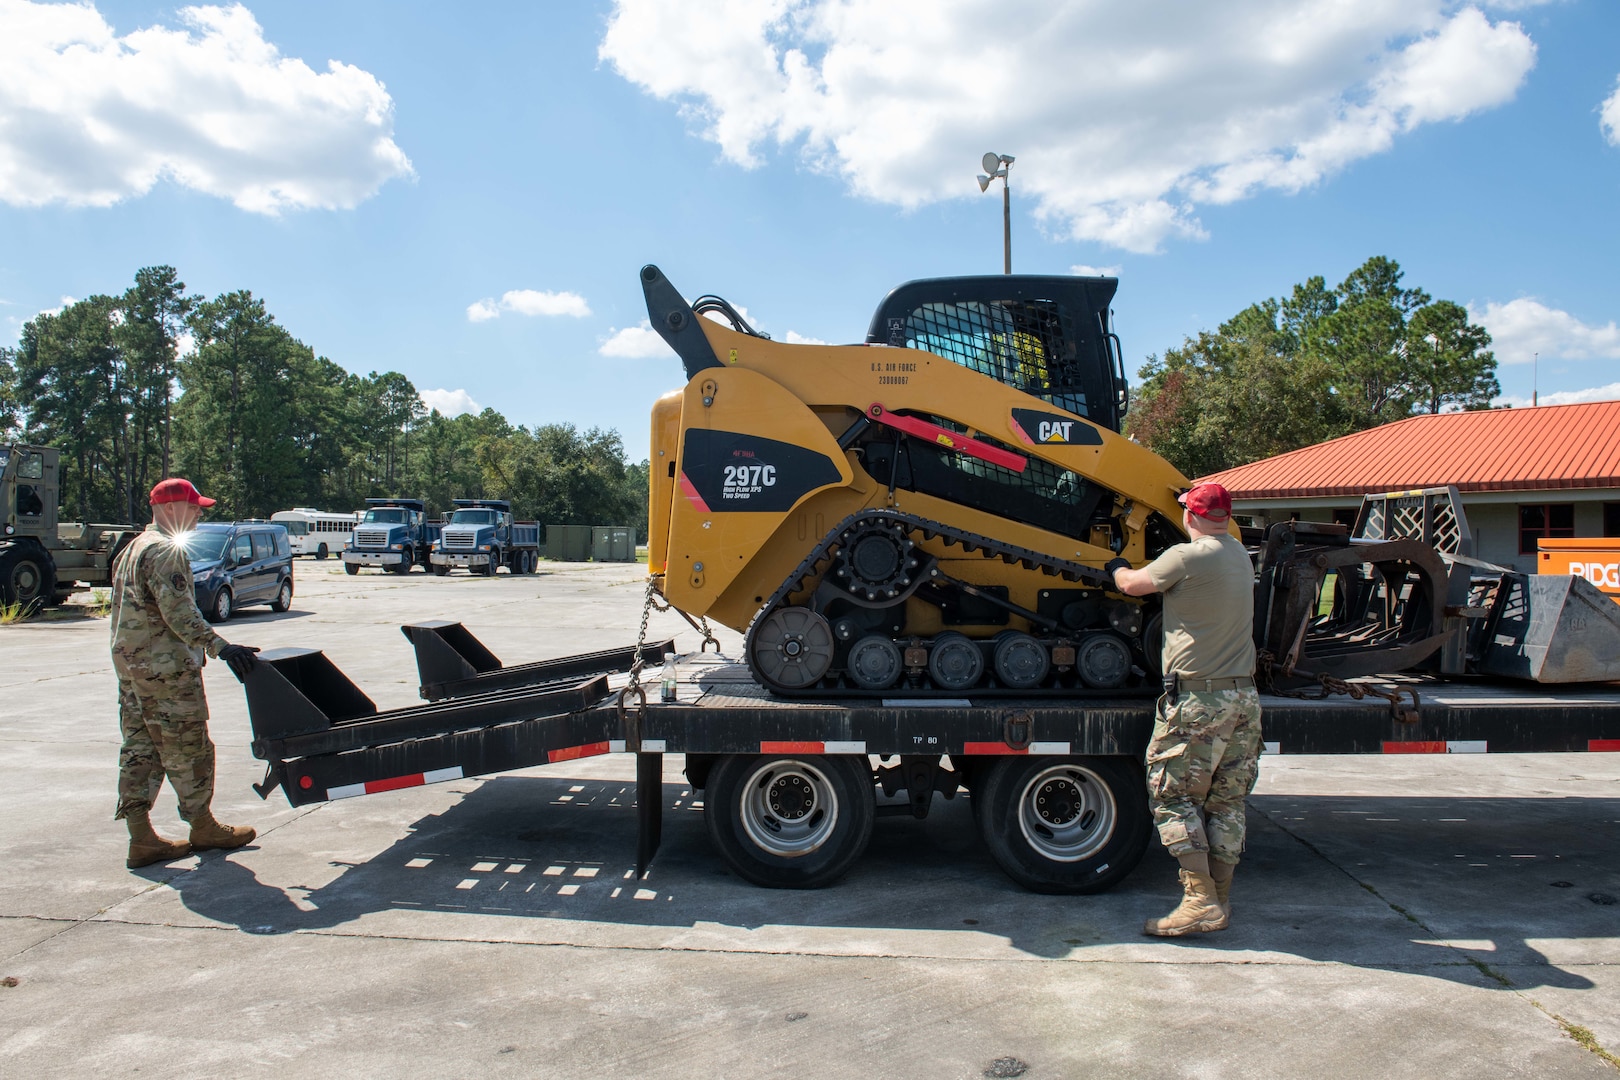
left=1495, top=383, right=1620, bottom=409
left=599, top=320, right=670, bottom=358
left=1471, top=298, right=1620, bottom=364
left=38, top=295, right=77, bottom=317
left=601, top=1, right=1536, bottom=253
left=0, top=1, right=413, bottom=214
left=419, top=388, right=480, bottom=416
left=784, top=330, right=827, bottom=345
left=466, top=289, right=591, bottom=322
left=1070, top=264, right=1122, bottom=278
left=1601, top=75, right=1620, bottom=146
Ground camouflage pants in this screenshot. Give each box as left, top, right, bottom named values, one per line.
left=115, top=670, right=216, bottom=822
left=1144, top=687, right=1263, bottom=863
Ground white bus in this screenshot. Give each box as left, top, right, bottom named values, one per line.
left=271, top=508, right=360, bottom=559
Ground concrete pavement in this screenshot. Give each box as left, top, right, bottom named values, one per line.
left=2, top=558, right=1617, bottom=1078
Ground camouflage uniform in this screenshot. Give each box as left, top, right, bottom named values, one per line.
left=1145, top=686, right=1264, bottom=862
left=110, top=527, right=228, bottom=822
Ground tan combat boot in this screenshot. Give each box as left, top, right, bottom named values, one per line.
left=1209, top=859, right=1236, bottom=914
left=189, top=809, right=256, bottom=851
left=126, top=810, right=192, bottom=868
left=1143, top=869, right=1228, bottom=936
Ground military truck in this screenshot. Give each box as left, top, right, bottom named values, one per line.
left=342, top=498, right=441, bottom=575
left=428, top=499, right=541, bottom=576
left=0, top=444, right=141, bottom=608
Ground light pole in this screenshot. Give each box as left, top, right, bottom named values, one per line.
left=977, top=152, right=1014, bottom=274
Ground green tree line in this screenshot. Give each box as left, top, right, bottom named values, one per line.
left=0, top=266, right=649, bottom=538
left=1126, top=256, right=1499, bottom=479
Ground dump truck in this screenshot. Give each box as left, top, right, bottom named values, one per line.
left=343, top=498, right=441, bottom=575
left=235, top=265, right=1620, bottom=895
left=429, top=499, right=541, bottom=576
left=0, top=444, right=140, bottom=608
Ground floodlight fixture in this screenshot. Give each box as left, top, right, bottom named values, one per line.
left=977, top=151, right=1015, bottom=274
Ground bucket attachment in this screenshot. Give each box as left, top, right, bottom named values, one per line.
left=244, top=647, right=377, bottom=742
left=1469, top=572, right=1620, bottom=683
left=401, top=621, right=677, bottom=700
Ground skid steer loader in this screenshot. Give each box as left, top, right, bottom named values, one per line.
left=638, top=265, right=1620, bottom=697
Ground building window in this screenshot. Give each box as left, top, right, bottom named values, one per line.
left=1606, top=503, right=1620, bottom=539
left=1519, top=503, right=1575, bottom=555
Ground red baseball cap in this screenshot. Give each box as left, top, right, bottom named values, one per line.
left=150, top=478, right=215, bottom=508
left=1178, top=482, right=1231, bottom=522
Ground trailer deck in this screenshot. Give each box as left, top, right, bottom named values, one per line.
left=240, top=623, right=1620, bottom=894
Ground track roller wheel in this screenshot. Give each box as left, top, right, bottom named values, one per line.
left=927, top=632, right=983, bottom=691
left=847, top=634, right=903, bottom=691
left=704, top=754, right=876, bottom=888
left=993, top=631, right=1050, bottom=689
left=974, top=756, right=1149, bottom=894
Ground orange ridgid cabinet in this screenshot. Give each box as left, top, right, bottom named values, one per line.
left=1539, top=538, right=1620, bottom=601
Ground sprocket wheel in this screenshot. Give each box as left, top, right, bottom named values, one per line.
left=751, top=607, right=836, bottom=690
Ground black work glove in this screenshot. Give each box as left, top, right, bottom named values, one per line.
left=218, top=643, right=261, bottom=680
left=1104, top=557, right=1131, bottom=576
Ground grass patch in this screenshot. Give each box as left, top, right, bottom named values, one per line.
left=0, top=599, right=41, bottom=625
left=86, top=588, right=112, bottom=617
left=1554, top=1015, right=1620, bottom=1070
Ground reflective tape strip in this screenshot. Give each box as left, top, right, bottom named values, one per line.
left=328, top=766, right=464, bottom=800
left=962, top=742, right=1027, bottom=755
left=608, top=739, right=667, bottom=753
left=1382, top=741, right=1448, bottom=754
left=760, top=741, right=825, bottom=754
left=1590, top=739, right=1620, bottom=752
left=823, top=741, right=866, bottom=754
left=548, top=741, right=611, bottom=763
left=1028, top=742, right=1071, bottom=754
left=1382, top=741, right=1486, bottom=754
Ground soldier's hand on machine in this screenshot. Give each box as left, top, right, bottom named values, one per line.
left=1104, top=557, right=1131, bottom=576
left=218, top=644, right=261, bottom=679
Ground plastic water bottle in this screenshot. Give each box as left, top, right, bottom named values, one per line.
left=660, top=655, right=679, bottom=702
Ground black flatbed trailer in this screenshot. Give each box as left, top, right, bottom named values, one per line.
left=243, top=636, right=1620, bottom=894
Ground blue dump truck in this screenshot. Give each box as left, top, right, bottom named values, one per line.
left=429, top=499, right=541, bottom=576
left=342, top=498, right=442, bottom=575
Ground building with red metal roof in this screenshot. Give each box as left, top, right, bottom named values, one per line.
left=1199, top=400, right=1620, bottom=572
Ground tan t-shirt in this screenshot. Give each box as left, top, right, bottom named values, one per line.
left=1143, top=532, right=1256, bottom=680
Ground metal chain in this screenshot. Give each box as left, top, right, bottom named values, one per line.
left=626, top=574, right=661, bottom=692
left=1257, top=650, right=1421, bottom=723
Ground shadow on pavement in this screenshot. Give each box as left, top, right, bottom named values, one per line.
left=157, top=777, right=1616, bottom=991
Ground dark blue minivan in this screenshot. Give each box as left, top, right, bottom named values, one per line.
left=184, top=522, right=294, bottom=622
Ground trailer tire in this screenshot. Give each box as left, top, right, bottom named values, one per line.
left=344, top=562, right=359, bottom=576
left=705, top=754, right=875, bottom=889
left=0, top=546, right=54, bottom=609
left=974, top=755, right=1149, bottom=895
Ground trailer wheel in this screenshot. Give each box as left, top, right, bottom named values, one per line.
left=705, top=754, right=875, bottom=889
left=0, top=547, right=54, bottom=609
left=975, top=755, right=1149, bottom=894
left=344, top=562, right=359, bottom=576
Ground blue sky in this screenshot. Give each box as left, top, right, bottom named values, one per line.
left=3, top=0, right=1618, bottom=462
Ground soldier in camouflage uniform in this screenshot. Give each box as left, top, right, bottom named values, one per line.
left=1109, top=481, right=1262, bottom=936
left=112, top=478, right=262, bottom=868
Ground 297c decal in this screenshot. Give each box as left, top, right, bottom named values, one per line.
left=681, top=429, right=841, bottom=513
